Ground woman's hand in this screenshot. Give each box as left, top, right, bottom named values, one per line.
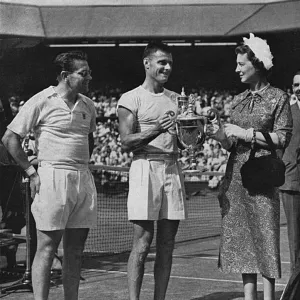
left=206, top=123, right=227, bottom=143
left=224, top=124, right=253, bottom=142
left=207, top=123, right=233, bottom=150
left=224, top=124, right=246, bottom=139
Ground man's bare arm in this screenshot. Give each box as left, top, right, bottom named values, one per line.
left=2, top=129, right=32, bottom=170
left=2, top=129, right=40, bottom=198
left=118, top=106, right=174, bottom=153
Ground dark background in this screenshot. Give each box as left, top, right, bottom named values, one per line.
left=1, top=30, right=300, bottom=99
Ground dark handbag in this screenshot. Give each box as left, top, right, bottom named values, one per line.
left=240, top=132, right=286, bottom=190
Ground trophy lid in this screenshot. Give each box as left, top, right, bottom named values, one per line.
left=177, top=87, right=188, bottom=102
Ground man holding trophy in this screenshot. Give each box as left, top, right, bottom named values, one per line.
left=117, top=41, right=187, bottom=300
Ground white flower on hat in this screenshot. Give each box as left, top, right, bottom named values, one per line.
left=243, top=33, right=273, bottom=70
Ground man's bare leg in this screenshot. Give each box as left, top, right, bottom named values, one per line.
left=32, top=230, right=64, bottom=300
left=154, top=219, right=179, bottom=300
left=127, top=221, right=154, bottom=300
left=62, top=228, right=89, bottom=300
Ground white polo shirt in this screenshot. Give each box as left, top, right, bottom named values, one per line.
left=8, top=86, right=96, bottom=165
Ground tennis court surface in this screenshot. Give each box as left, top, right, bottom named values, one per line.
left=0, top=226, right=291, bottom=300
left=0, top=170, right=292, bottom=299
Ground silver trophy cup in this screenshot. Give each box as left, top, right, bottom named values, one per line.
left=175, top=89, right=220, bottom=164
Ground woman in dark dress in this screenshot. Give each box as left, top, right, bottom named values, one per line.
left=208, top=33, right=293, bottom=300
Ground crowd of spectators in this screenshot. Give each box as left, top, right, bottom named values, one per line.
left=88, top=86, right=235, bottom=188
left=3, top=86, right=295, bottom=189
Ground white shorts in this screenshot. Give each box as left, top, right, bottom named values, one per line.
left=31, top=163, right=97, bottom=231
left=127, top=157, right=187, bottom=220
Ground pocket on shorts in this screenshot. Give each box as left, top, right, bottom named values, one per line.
left=38, top=167, right=54, bottom=194
left=84, top=170, right=97, bottom=199
left=32, top=167, right=56, bottom=219
left=38, top=167, right=68, bottom=206
left=129, top=159, right=149, bottom=187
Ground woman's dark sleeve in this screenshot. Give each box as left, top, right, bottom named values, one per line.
left=273, top=93, right=293, bottom=149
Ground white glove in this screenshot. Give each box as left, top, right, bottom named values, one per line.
left=206, top=124, right=227, bottom=143
left=224, top=124, right=253, bottom=142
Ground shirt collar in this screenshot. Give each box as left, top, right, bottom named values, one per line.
left=240, top=83, right=271, bottom=101
left=232, top=84, right=272, bottom=113
left=45, top=86, right=87, bottom=104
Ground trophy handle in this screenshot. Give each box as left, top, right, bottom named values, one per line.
left=197, top=123, right=206, bottom=146
left=206, top=108, right=220, bottom=126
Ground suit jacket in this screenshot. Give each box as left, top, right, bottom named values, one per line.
left=280, top=103, right=300, bottom=191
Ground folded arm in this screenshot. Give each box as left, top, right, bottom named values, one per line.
left=117, top=106, right=174, bottom=153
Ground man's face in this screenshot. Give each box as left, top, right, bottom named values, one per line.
left=235, top=53, right=258, bottom=85
left=144, top=50, right=173, bottom=84
left=292, top=74, right=300, bottom=101
left=67, top=59, right=92, bottom=94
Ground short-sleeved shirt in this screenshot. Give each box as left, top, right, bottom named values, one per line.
left=117, top=85, right=179, bottom=155
left=8, top=86, right=96, bottom=165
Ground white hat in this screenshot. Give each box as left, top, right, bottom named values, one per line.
left=243, top=33, right=273, bottom=70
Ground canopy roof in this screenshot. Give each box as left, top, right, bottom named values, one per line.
left=0, top=0, right=299, bottom=41
left=0, top=0, right=291, bottom=5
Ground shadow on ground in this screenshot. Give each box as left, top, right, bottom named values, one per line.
left=83, top=251, right=153, bottom=271
left=83, top=252, right=129, bottom=271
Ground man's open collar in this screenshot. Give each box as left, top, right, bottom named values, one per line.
left=45, top=86, right=87, bottom=104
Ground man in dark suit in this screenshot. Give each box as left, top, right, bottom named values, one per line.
left=280, top=70, right=300, bottom=273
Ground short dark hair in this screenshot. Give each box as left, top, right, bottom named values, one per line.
left=142, top=41, right=171, bottom=60
left=235, top=44, right=270, bottom=78
left=53, top=51, right=88, bottom=77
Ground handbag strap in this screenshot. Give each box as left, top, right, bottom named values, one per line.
left=249, top=132, right=276, bottom=159
left=261, top=132, right=277, bottom=157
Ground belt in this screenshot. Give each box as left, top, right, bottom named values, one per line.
left=38, top=161, right=88, bottom=171
left=133, top=153, right=178, bottom=161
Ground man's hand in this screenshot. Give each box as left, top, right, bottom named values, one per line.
left=29, top=173, right=41, bottom=199
left=154, top=113, right=175, bottom=133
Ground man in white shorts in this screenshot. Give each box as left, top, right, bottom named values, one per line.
left=118, top=41, right=187, bottom=300
left=2, top=51, right=97, bottom=300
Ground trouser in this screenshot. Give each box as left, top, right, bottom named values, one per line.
left=280, top=190, right=300, bottom=273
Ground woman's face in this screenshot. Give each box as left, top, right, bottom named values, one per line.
left=235, top=53, right=259, bottom=84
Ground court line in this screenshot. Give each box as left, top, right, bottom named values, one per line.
left=85, top=269, right=287, bottom=287
left=148, top=253, right=291, bottom=264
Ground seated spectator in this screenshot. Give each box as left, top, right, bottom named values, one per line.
left=179, top=149, right=189, bottom=165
